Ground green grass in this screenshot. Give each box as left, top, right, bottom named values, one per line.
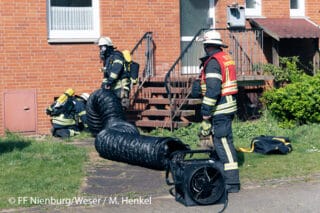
left=233, top=111, right=320, bottom=183
left=0, top=132, right=88, bottom=209
left=145, top=111, right=320, bottom=184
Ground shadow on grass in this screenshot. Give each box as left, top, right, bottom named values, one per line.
left=0, top=141, right=31, bottom=155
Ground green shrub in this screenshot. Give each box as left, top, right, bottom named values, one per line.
left=263, top=56, right=304, bottom=87
left=262, top=74, right=320, bottom=127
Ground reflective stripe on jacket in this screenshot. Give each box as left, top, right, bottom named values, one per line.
left=200, top=50, right=238, bottom=116
left=52, top=114, right=76, bottom=127
left=200, top=51, right=238, bottom=96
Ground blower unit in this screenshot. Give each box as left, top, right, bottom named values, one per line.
left=166, top=150, right=228, bottom=209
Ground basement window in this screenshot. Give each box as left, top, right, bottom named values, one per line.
left=47, top=0, right=100, bottom=43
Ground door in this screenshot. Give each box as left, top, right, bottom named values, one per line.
left=180, top=0, right=214, bottom=74
left=4, top=89, right=37, bottom=133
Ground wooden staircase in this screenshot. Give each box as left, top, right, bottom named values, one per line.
left=127, top=29, right=272, bottom=130
left=126, top=77, right=202, bottom=129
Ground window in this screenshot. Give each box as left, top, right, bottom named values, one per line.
left=47, top=0, right=100, bottom=43
left=245, top=0, right=261, bottom=17
left=290, top=0, right=305, bottom=17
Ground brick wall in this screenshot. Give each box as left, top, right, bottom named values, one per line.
left=263, top=1, right=290, bottom=18
left=99, top=0, right=180, bottom=75
left=1, top=0, right=319, bottom=136
left=306, top=0, right=320, bottom=24
left=0, top=0, right=180, bottom=135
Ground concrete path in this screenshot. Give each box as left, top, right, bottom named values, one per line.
left=7, top=176, right=320, bottom=213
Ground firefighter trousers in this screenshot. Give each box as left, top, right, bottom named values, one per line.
left=211, top=113, right=240, bottom=186
left=52, top=126, right=80, bottom=138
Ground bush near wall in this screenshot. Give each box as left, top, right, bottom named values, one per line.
left=262, top=56, right=304, bottom=87
left=262, top=74, right=320, bottom=128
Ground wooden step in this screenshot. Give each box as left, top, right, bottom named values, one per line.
left=144, top=75, right=197, bottom=83
left=143, top=87, right=186, bottom=94
left=141, top=109, right=195, bottom=117
left=135, top=98, right=202, bottom=105
left=135, top=120, right=190, bottom=128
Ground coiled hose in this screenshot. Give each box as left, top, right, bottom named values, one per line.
left=86, top=89, right=189, bottom=170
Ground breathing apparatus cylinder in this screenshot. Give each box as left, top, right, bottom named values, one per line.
left=56, top=88, right=75, bottom=106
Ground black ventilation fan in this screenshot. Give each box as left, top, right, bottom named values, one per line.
left=187, top=166, right=225, bottom=205
left=166, top=149, right=228, bottom=210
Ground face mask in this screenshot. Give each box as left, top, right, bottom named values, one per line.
left=99, top=46, right=107, bottom=61
left=204, top=46, right=210, bottom=55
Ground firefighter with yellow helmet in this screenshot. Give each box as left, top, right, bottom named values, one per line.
left=97, top=36, right=131, bottom=110
left=198, top=30, right=240, bottom=193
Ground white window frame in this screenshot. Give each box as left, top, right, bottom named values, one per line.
left=180, top=0, right=215, bottom=74
left=47, top=0, right=100, bottom=43
left=245, top=0, right=262, bottom=17
left=290, top=0, right=305, bottom=17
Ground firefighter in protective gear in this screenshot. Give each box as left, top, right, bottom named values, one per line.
left=199, top=30, right=240, bottom=193
left=74, top=93, right=89, bottom=131
left=97, top=36, right=131, bottom=110
left=46, top=90, right=90, bottom=138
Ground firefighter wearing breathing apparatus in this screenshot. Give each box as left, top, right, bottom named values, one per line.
left=199, top=30, right=240, bottom=193
left=46, top=89, right=90, bottom=138
left=97, top=36, right=131, bottom=110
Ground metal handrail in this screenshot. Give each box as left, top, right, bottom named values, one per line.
left=129, top=32, right=155, bottom=108
left=164, top=28, right=205, bottom=100
left=163, top=28, right=265, bottom=130
left=163, top=28, right=205, bottom=130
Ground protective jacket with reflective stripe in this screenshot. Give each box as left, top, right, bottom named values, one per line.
left=200, top=49, right=238, bottom=116
left=102, top=50, right=130, bottom=90
left=200, top=51, right=238, bottom=96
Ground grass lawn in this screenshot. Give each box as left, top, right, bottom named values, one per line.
left=233, top=112, right=320, bottom=183
left=0, top=133, right=88, bottom=209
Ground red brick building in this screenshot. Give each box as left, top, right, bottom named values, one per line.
left=1, top=0, right=320, bottom=135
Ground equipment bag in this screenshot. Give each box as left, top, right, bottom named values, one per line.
left=166, top=149, right=228, bottom=212
left=237, top=135, right=292, bottom=154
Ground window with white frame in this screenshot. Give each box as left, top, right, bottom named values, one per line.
left=47, top=0, right=100, bottom=43
left=245, top=0, right=261, bottom=17
left=290, top=0, right=305, bottom=17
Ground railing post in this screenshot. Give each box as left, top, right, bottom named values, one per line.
left=129, top=32, right=155, bottom=108
left=145, top=33, right=153, bottom=77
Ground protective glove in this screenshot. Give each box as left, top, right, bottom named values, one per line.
left=46, top=107, right=53, bottom=116
left=200, top=120, right=212, bottom=137
left=131, top=77, right=138, bottom=85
